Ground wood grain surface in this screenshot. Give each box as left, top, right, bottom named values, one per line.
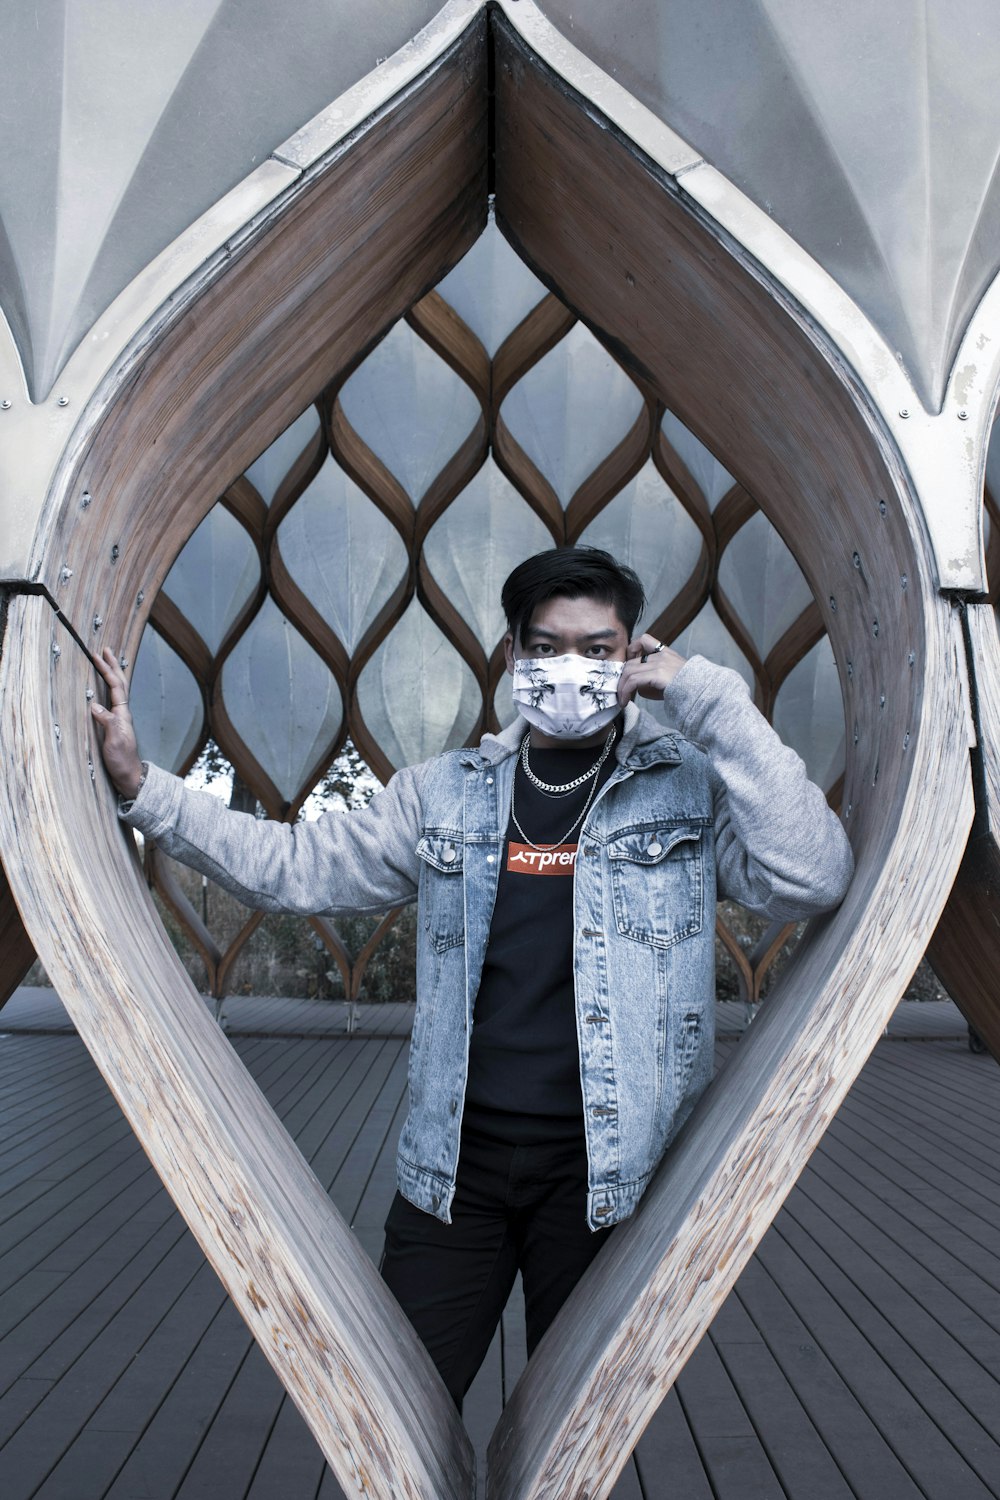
left=927, top=601, right=1000, bottom=1058
left=486, top=22, right=975, bottom=1498
left=0, top=26, right=486, bottom=1499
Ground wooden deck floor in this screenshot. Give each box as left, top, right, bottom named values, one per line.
left=1, top=994, right=998, bottom=1500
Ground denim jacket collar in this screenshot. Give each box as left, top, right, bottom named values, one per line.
left=457, top=701, right=682, bottom=772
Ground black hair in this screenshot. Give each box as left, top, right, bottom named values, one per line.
left=501, top=546, right=646, bottom=646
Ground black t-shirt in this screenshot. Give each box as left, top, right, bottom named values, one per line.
left=464, top=725, right=621, bottom=1144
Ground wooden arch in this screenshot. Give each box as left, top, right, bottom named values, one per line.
left=0, top=9, right=992, bottom=1500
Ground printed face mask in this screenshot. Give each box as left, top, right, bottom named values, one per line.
left=511, top=653, right=624, bottom=738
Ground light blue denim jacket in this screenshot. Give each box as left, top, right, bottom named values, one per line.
left=123, top=657, right=854, bottom=1229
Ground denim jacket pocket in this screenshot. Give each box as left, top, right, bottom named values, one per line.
left=608, top=822, right=705, bottom=949
left=416, top=832, right=466, bottom=952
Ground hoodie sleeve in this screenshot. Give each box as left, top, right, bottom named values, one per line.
left=119, top=759, right=428, bottom=917
left=660, top=656, right=854, bottom=919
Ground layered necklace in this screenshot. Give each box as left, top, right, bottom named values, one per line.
left=510, top=725, right=618, bottom=852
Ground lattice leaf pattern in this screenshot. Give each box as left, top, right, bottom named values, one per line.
left=131, top=220, right=846, bottom=1003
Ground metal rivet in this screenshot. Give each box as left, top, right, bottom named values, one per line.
left=900, top=574, right=908, bottom=590
left=51, top=642, right=61, bottom=658
left=908, top=651, right=915, bottom=668
left=903, top=732, right=911, bottom=749
left=852, top=552, right=861, bottom=569
left=829, top=596, right=837, bottom=612
left=54, top=723, right=61, bottom=741
left=81, top=491, right=91, bottom=508
left=59, top=565, right=73, bottom=584
left=136, top=590, right=145, bottom=606
left=853, top=722, right=859, bottom=745
left=958, top=409, right=969, bottom=420
left=878, top=500, right=887, bottom=516
left=899, top=408, right=910, bottom=419
left=85, top=687, right=95, bottom=701
left=0, top=399, right=10, bottom=410
left=879, top=694, right=886, bottom=708
left=872, top=619, right=879, bottom=637
left=57, top=396, right=69, bottom=407
left=846, top=660, right=854, bottom=678
left=93, top=615, right=103, bottom=631
left=88, top=757, right=96, bottom=782
left=110, top=543, right=120, bottom=562
left=119, top=655, right=128, bottom=671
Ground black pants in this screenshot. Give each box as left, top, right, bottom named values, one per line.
left=380, top=1128, right=612, bottom=1407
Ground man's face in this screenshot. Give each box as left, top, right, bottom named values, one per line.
left=503, top=594, right=630, bottom=674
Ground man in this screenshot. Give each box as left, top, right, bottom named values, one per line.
left=92, top=546, right=853, bottom=1408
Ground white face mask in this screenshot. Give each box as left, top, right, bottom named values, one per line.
left=511, top=653, right=624, bottom=738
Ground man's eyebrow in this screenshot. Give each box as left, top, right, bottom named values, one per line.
left=524, top=627, right=619, bottom=641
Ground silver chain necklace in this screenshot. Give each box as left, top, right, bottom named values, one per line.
left=520, top=724, right=617, bottom=795
left=510, top=727, right=617, bottom=852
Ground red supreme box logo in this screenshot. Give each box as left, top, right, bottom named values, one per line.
left=506, top=842, right=578, bottom=875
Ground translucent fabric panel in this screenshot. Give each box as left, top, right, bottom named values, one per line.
left=773, top=637, right=845, bottom=794
left=245, top=406, right=322, bottom=507
left=668, top=598, right=756, bottom=692
left=435, top=218, right=547, bottom=356
left=578, top=458, right=704, bottom=632
left=161, top=504, right=260, bottom=654
left=718, top=511, right=814, bottom=659
left=501, top=323, right=644, bottom=506
left=130, top=629, right=204, bottom=775
left=661, top=411, right=735, bottom=511
left=221, top=598, right=343, bottom=802
left=338, top=321, right=480, bottom=503
left=277, top=455, right=407, bottom=654
left=494, top=670, right=516, bottom=731
left=357, top=597, right=480, bottom=770
left=422, top=459, right=552, bottom=651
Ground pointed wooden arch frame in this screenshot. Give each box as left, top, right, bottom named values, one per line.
left=0, top=6, right=995, bottom=1498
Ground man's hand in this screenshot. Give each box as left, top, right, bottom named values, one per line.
left=617, top=633, right=687, bottom=704
left=90, top=647, right=145, bottom=799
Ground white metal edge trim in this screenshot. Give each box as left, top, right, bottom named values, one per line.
left=275, top=0, right=484, bottom=169
left=497, top=0, right=988, bottom=593
left=494, top=0, right=700, bottom=177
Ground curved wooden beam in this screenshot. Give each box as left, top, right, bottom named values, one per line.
left=486, top=21, right=974, bottom=1498
left=927, top=600, right=1000, bottom=1058
left=0, top=27, right=486, bottom=1498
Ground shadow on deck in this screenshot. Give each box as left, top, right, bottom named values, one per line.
left=1, top=991, right=998, bottom=1500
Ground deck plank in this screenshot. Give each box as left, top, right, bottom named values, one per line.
left=0, top=1009, right=999, bottom=1499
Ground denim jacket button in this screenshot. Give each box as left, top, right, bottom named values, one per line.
left=647, top=840, right=662, bottom=857
left=442, top=846, right=457, bottom=863
left=486, top=854, right=495, bottom=864
left=486, top=775, right=494, bottom=785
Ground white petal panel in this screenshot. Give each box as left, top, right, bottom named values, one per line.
left=221, top=598, right=342, bottom=802
left=578, top=458, right=703, bottom=630
left=661, top=410, right=735, bottom=511
left=501, top=324, right=644, bottom=506
left=356, top=598, right=480, bottom=770
left=129, top=629, right=203, bottom=776
left=245, top=406, right=322, bottom=507
left=162, top=504, right=260, bottom=654
left=338, top=321, right=479, bottom=503
left=435, top=218, right=547, bottom=356
left=668, top=599, right=756, bottom=692
left=773, top=637, right=845, bottom=794
left=422, top=460, right=552, bottom=652
left=718, top=512, right=814, bottom=659
left=277, top=454, right=407, bottom=654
